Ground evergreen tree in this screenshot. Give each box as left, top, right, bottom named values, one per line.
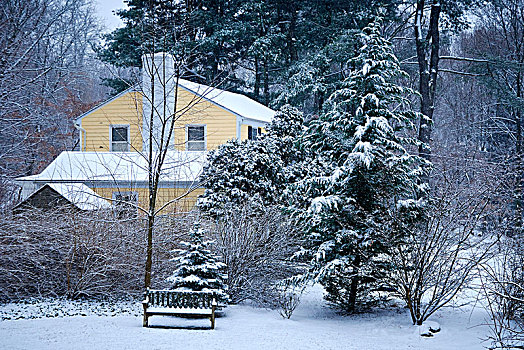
left=99, top=0, right=249, bottom=93
left=167, top=223, right=228, bottom=303
left=274, top=30, right=361, bottom=114
left=198, top=106, right=305, bottom=217
left=99, top=0, right=402, bottom=102
left=289, top=20, right=425, bottom=312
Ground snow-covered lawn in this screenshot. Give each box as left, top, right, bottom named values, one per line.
left=0, top=286, right=489, bottom=350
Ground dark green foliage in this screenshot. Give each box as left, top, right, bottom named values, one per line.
left=99, top=0, right=402, bottom=105
left=167, top=223, right=228, bottom=303
left=289, top=21, right=425, bottom=312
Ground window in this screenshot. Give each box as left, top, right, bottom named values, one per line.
left=111, top=125, right=130, bottom=152
left=186, top=125, right=206, bottom=151
left=112, top=191, right=138, bottom=217
left=248, top=126, right=262, bottom=140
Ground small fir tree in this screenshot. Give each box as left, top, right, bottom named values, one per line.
left=167, top=222, right=228, bottom=303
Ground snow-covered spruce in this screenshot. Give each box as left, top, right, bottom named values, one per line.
left=167, top=223, right=228, bottom=304
left=288, top=20, right=426, bottom=312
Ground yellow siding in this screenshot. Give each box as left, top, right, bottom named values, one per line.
left=81, top=88, right=239, bottom=152
left=173, top=88, right=237, bottom=150
left=79, top=88, right=238, bottom=213
left=240, top=124, right=249, bottom=140
left=81, top=91, right=143, bottom=152
left=92, top=187, right=204, bottom=214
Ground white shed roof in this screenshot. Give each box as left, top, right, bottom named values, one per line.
left=47, top=183, right=111, bottom=210
left=16, top=151, right=206, bottom=185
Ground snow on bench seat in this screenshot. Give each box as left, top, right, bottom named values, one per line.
left=145, top=307, right=213, bottom=315
left=142, top=289, right=217, bottom=329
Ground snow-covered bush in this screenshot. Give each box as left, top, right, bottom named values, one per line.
left=0, top=207, right=145, bottom=301
left=0, top=297, right=141, bottom=320
left=277, top=278, right=305, bottom=319
left=167, top=223, right=228, bottom=304
left=481, top=236, right=524, bottom=349
left=390, top=176, right=497, bottom=325
left=0, top=206, right=196, bottom=302
left=198, top=106, right=305, bottom=217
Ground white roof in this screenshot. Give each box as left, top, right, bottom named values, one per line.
left=46, top=183, right=111, bottom=210
left=16, top=151, right=206, bottom=184
left=178, top=79, right=275, bottom=123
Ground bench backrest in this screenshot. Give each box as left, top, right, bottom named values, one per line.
left=145, top=290, right=215, bottom=309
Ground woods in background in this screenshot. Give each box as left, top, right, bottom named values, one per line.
left=0, top=0, right=109, bottom=206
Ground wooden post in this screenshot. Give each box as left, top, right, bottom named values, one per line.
left=142, top=289, right=150, bottom=327
left=210, top=298, right=217, bottom=329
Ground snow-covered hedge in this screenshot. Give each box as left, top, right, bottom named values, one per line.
left=0, top=298, right=140, bottom=320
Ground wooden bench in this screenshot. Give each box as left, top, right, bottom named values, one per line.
left=142, top=289, right=217, bottom=329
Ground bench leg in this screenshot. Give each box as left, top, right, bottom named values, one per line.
left=143, top=313, right=148, bottom=327
left=210, top=305, right=216, bottom=329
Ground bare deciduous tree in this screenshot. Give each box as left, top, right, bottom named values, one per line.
left=390, top=168, right=501, bottom=325
left=479, top=236, right=524, bottom=349
left=210, top=202, right=303, bottom=306
left=0, top=0, right=105, bottom=206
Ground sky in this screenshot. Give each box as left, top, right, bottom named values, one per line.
left=95, top=0, right=127, bottom=32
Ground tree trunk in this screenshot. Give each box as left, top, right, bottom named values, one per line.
left=348, top=254, right=361, bottom=312
left=144, top=214, right=154, bottom=288
left=514, top=72, right=523, bottom=236
left=263, top=57, right=269, bottom=106
left=415, top=0, right=441, bottom=165
left=254, top=56, right=260, bottom=99
left=145, top=46, right=156, bottom=289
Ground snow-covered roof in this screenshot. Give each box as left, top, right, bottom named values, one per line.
left=75, top=80, right=275, bottom=124
left=14, top=183, right=111, bottom=211
left=16, top=151, right=206, bottom=184
left=46, top=183, right=111, bottom=210
left=177, top=79, right=275, bottom=123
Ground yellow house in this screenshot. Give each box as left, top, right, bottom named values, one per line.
left=16, top=53, right=275, bottom=214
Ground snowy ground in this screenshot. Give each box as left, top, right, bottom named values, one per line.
left=0, top=286, right=490, bottom=350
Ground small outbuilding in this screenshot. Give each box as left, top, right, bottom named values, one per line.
left=13, top=183, right=110, bottom=213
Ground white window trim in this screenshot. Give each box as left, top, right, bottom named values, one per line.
left=185, top=124, right=207, bottom=151
left=110, top=124, right=130, bottom=152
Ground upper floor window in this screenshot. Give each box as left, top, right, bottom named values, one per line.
left=111, top=125, right=130, bottom=152
left=248, top=126, right=262, bottom=140
left=186, top=125, right=206, bottom=151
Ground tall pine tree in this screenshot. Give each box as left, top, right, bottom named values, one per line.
left=290, top=20, right=425, bottom=312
